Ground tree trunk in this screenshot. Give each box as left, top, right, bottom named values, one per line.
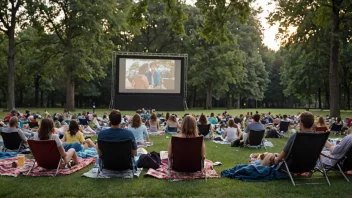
left=237, top=97, right=240, bottom=109
left=34, top=76, right=40, bottom=108
left=65, top=69, right=75, bottom=111
left=19, top=88, right=23, bottom=107
left=329, top=2, right=341, bottom=117
left=227, top=92, right=232, bottom=109
left=40, top=90, right=44, bottom=107
left=318, top=88, right=322, bottom=109
left=6, top=27, right=15, bottom=110
left=205, top=81, right=213, bottom=109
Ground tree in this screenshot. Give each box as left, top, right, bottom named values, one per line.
left=29, top=0, right=127, bottom=111
left=0, top=0, right=26, bottom=110
left=269, top=0, right=352, bottom=116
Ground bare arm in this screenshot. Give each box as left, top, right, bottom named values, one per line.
left=325, top=141, right=335, bottom=152
left=201, top=141, right=206, bottom=158
left=168, top=141, right=172, bottom=158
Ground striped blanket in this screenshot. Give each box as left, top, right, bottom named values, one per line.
left=0, top=157, right=95, bottom=177
left=145, top=158, right=220, bottom=180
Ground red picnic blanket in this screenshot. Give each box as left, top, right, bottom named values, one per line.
left=0, top=157, right=95, bottom=177
left=146, top=158, right=220, bottom=180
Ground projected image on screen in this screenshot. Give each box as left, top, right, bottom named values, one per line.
left=126, top=59, right=176, bottom=90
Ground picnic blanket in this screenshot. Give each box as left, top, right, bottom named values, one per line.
left=137, top=142, right=153, bottom=148
left=145, top=154, right=220, bottom=180
left=77, top=148, right=98, bottom=158
left=82, top=156, right=142, bottom=179
left=0, top=157, right=95, bottom=177
left=0, top=152, right=17, bottom=159
left=212, top=140, right=231, bottom=145
left=221, top=164, right=288, bottom=182
left=148, top=131, right=165, bottom=136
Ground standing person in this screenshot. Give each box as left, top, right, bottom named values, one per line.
left=132, top=63, right=150, bottom=89
left=145, top=62, right=161, bottom=88
left=243, top=114, right=265, bottom=143
left=33, top=118, right=80, bottom=167
left=97, top=110, right=137, bottom=157
left=128, top=114, right=150, bottom=144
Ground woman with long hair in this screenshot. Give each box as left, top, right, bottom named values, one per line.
left=128, top=114, right=150, bottom=143
left=147, top=113, right=160, bottom=132
left=222, top=119, right=242, bottom=142
left=165, top=114, right=181, bottom=133
left=168, top=115, right=205, bottom=158
left=33, top=118, right=79, bottom=167
left=315, top=116, right=329, bottom=132
left=198, top=114, right=214, bottom=137
left=62, top=120, right=96, bottom=151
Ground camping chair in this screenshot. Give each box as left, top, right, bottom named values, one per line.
left=244, top=130, right=266, bottom=149
left=28, top=122, right=39, bottom=129
left=330, top=123, right=343, bottom=135
left=197, top=124, right=211, bottom=137
left=1, top=132, right=26, bottom=153
left=278, top=132, right=331, bottom=186
left=97, top=140, right=135, bottom=178
left=320, top=146, right=352, bottom=183
left=277, top=121, right=290, bottom=138
left=168, top=136, right=206, bottom=181
left=79, top=119, right=89, bottom=126
left=27, top=140, right=64, bottom=177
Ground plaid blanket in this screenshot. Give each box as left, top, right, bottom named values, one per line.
left=148, top=131, right=165, bottom=136
left=0, top=157, right=95, bottom=177
left=145, top=158, right=220, bottom=180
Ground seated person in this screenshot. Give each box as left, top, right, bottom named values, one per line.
left=320, top=128, right=352, bottom=167
left=97, top=110, right=137, bottom=157
left=33, top=118, right=79, bottom=167
left=128, top=114, right=150, bottom=144
left=243, top=114, right=265, bottom=143
left=222, top=119, right=242, bottom=142
left=208, top=113, right=218, bottom=125
left=198, top=114, right=214, bottom=137
left=147, top=113, right=160, bottom=132
left=168, top=115, right=206, bottom=158
left=315, top=116, right=329, bottom=132
left=268, top=112, right=315, bottom=166
left=165, top=115, right=181, bottom=132
left=2, top=116, right=33, bottom=141
left=62, top=120, right=96, bottom=152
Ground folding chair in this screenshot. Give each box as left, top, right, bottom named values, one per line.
left=330, top=123, right=343, bottom=135
left=1, top=132, right=26, bottom=153
left=97, top=140, right=135, bottom=178
left=244, top=130, right=266, bottom=149
left=79, top=119, right=89, bottom=126
left=168, top=136, right=206, bottom=181
left=27, top=140, right=64, bottom=177
left=320, top=147, right=352, bottom=182
left=28, top=122, right=39, bottom=129
left=277, top=121, right=290, bottom=138
left=278, top=132, right=331, bottom=186
left=197, top=124, right=211, bottom=137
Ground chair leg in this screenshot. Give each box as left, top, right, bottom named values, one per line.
left=26, top=161, right=36, bottom=176
left=53, top=160, right=61, bottom=177
left=318, top=158, right=331, bottom=186
left=168, top=158, right=171, bottom=182
left=337, top=164, right=350, bottom=182
left=283, top=160, right=295, bottom=186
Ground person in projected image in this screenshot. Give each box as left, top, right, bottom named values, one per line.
left=132, top=63, right=150, bottom=89
left=145, top=62, right=161, bottom=89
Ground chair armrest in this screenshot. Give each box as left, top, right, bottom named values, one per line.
left=320, top=153, right=340, bottom=161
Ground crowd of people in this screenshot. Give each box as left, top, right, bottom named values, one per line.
left=1, top=108, right=352, bottom=172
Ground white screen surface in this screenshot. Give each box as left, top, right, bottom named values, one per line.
left=118, top=58, right=182, bottom=94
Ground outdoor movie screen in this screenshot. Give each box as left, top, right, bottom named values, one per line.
left=118, top=58, right=182, bottom=94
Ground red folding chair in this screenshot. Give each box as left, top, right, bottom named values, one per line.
left=27, top=140, right=64, bottom=177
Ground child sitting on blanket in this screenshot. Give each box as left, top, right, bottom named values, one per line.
left=62, top=120, right=96, bottom=152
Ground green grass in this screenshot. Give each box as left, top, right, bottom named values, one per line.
left=0, top=108, right=352, bottom=198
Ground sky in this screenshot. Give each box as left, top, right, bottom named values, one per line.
left=253, top=0, right=281, bottom=51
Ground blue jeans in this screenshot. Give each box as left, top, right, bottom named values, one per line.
left=63, top=142, right=83, bottom=152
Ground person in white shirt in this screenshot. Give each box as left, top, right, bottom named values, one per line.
left=223, top=119, right=242, bottom=142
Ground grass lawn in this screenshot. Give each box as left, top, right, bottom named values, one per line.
left=0, top=108, right=352, bottom=198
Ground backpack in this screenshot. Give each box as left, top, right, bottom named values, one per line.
left=265, top=129, right=279, bottom=138
left=137, top=151, right=161, bottom=169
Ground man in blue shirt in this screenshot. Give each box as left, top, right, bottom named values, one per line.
left=98, top=110, right=137, bottom=156
left=145, top=62, right=161, bottom=88
left=243, top=114, right=265, bottom=143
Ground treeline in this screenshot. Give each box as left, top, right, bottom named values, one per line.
left=0, top=0, right=350, bottom=116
